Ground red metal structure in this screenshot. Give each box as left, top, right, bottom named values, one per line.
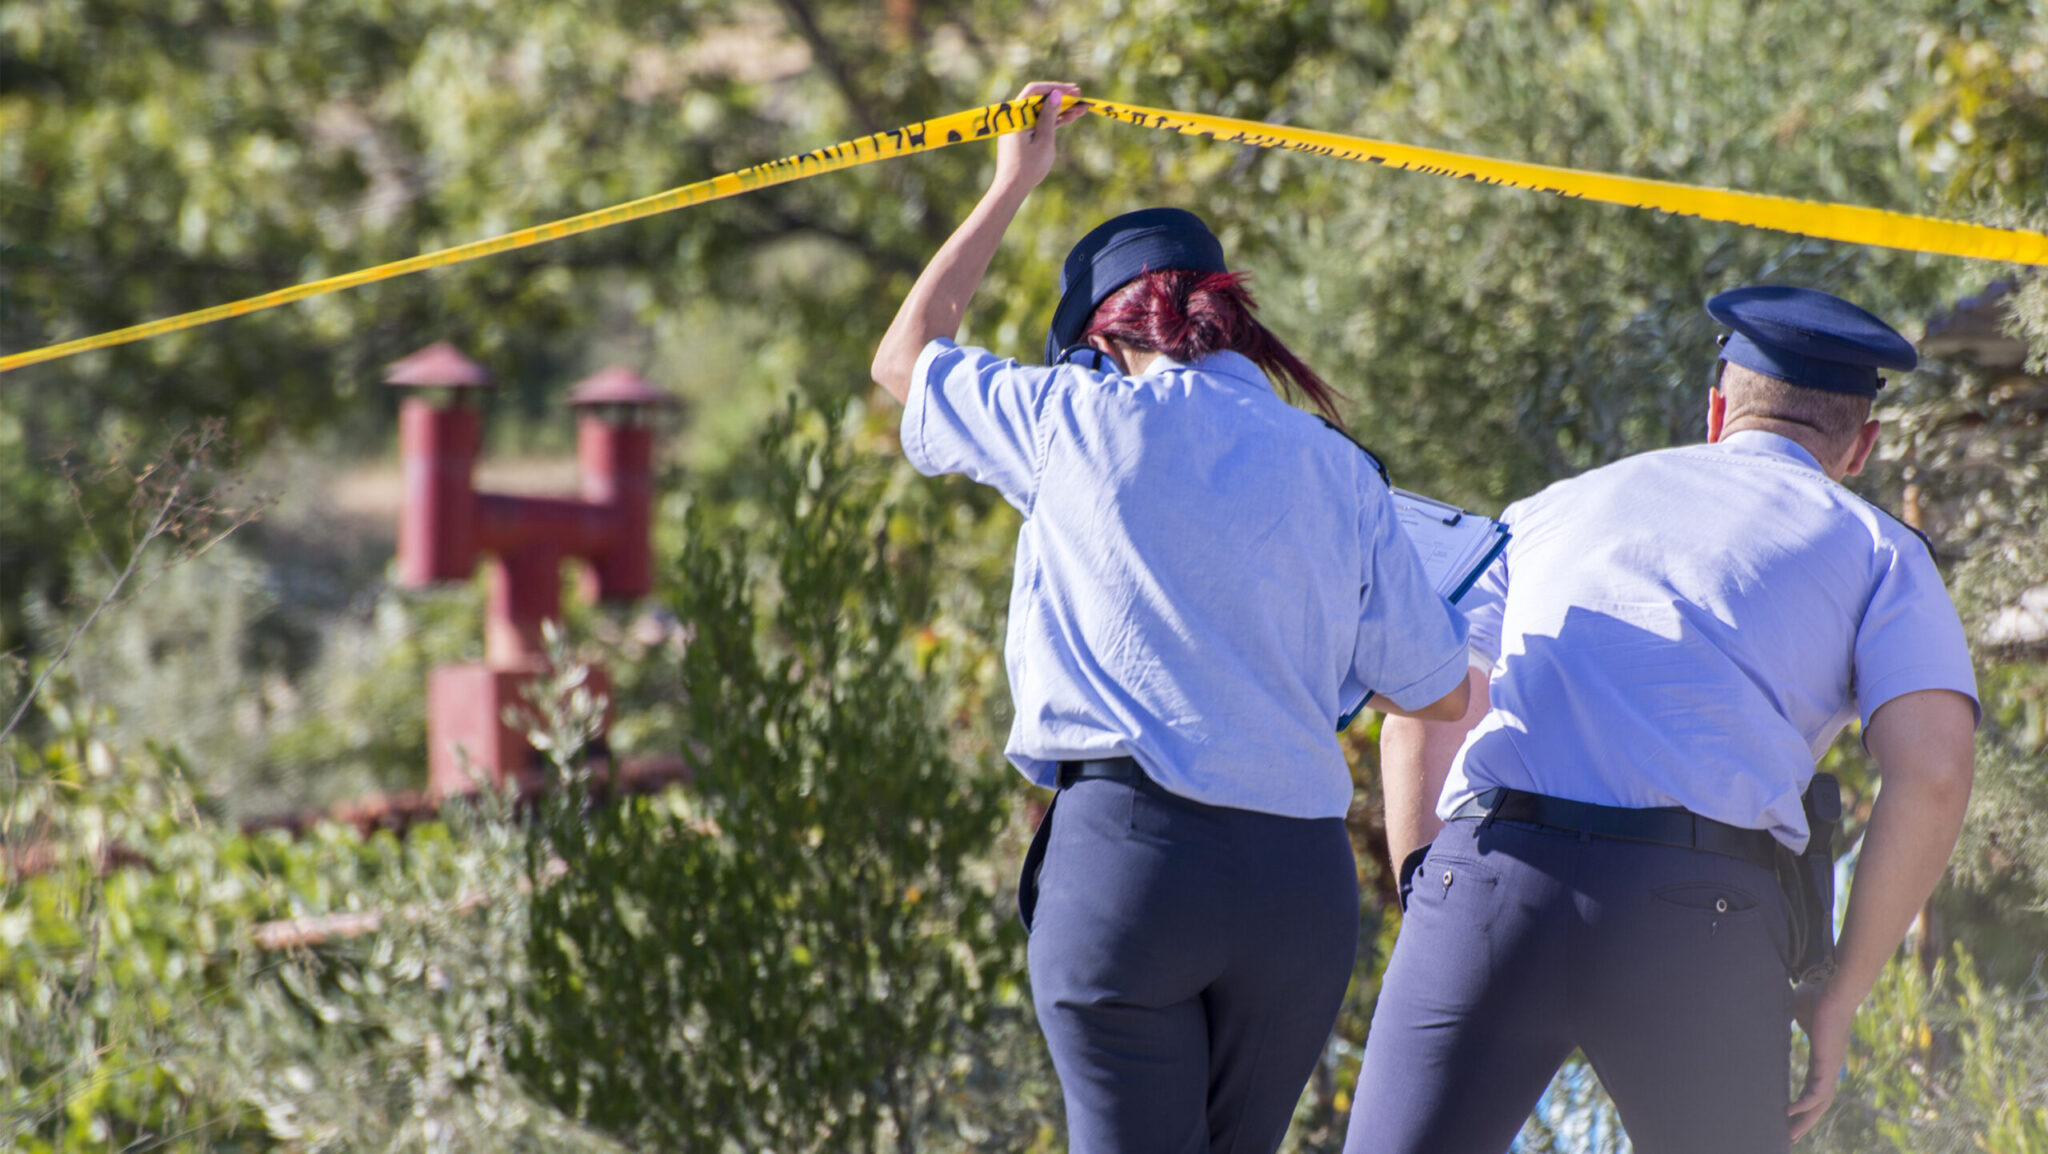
left=386, top=343, right=671, bottom=794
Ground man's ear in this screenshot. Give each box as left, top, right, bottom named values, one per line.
left=1840, top=418, right=1881, bottom=477
left=1706, top=387, right=1728, bottom=443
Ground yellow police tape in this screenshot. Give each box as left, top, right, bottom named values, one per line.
left=4, top=95, right=2043, bottom=374
left=1090, top=99, right=2048, bottom=267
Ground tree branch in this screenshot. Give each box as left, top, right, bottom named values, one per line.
left=772, top=0, right=884, bottom=137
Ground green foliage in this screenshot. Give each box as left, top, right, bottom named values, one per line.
left=511, top=399, right=1043, bottom=1150
left=0, top=0, right=1037, bottom=654
left=1805, top=946, right=2048, bottom=1153
left=1869, top=288, right=2048, bottom=983
left=2, top=691, right=254, bottom=1150
left=1904, top=0, right=2048, bottom=207
left=12, top=454, right=486, bottom=813
left=197, top=815, right=632, bottom=1154
left=1259, top=0, right=1987, bottom=508
left=1, top=685, right=625, bottom=1151
left=250, top=578, right=488, bottom=810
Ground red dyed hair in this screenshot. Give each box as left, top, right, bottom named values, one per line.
left=1084, top=270, right=1345, bottom=426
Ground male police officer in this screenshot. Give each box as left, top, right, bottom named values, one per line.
left=1343, top=286, right=1979, bottom=1153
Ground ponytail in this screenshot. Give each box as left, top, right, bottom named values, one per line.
left=1084, top=270, right=1345, bottom=427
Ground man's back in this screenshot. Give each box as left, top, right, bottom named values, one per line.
left=1440, top=428, right=1970, bottom=849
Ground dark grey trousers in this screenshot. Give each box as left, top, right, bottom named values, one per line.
left=1023, top=776, right=1359, bottom=1154
left=1344, top=816, right=1797, bottom=1154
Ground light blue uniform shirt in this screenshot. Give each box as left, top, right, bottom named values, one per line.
left=905, top=338, right=1470, bottom=820
left=1440, top=429, right=1979, bottom=850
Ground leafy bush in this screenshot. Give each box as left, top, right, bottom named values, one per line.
left=0, top=685, right=616, bottom=1152
left=1810, top=947, right=2048, bottom=1153
left=511, top=399, right=1050, bottom=1150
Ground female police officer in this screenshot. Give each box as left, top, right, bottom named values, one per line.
left=871, top=83, right=1471, bottom=1153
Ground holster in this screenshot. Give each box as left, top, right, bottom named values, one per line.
left=1776, top=773, right=1842, bottom=983
left=1016, top=793, right=1060, bottom=932
left=1397, top=843, right=1431, bottom=913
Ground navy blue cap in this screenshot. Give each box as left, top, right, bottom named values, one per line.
left=1045, top=208, right=1228, bottom=363
left=1705, top=285, right=1916, bottom=396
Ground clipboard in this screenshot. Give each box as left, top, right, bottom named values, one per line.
left=1338, top=489, right=1508, bottom=730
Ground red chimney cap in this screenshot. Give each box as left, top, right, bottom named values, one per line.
left=568, top=367, right=676, bottom=408
left=385, top=342, right=492, bottom=388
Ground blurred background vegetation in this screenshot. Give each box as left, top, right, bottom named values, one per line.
left=3, top=0, right=2044, bottom=1149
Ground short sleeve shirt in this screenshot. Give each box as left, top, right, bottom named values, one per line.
left=905, top=338, right=1470, bottom=820
left=1440, top=430, right=1979, bottom=850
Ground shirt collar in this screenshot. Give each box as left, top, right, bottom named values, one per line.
left=1718, top=428, right=1826, bottom=474
left=1143, top=349, right=1273, bottom=393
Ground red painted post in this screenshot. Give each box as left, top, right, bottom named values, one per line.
left=481, top=546, right=563, bottom=667
left=385, top=346, right=672, bottom=794
left=570, top=367, right=666, bottom=601
left=389, top=343, right=488, bottom=585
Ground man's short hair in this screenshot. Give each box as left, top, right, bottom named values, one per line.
left=1719, top=362, right=1873, bottom=458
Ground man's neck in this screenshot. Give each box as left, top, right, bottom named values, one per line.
left=1719, top=419, right=1846, bottom=479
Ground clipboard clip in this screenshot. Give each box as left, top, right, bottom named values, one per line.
left=1396, top=487, right=1465, bottom=526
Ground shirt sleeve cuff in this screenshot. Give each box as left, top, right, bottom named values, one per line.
left=1858, top=667, right=1982, bottom=730
left=1380, top=644, right=1471, bottom=713
left=899, top=337, right=957, bottom=477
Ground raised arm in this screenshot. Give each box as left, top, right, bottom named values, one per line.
left=1380, top=666, right=1489, bottom=871
left=1788, top=687, right=1976, bottom=1140
left=870, top=82, right=1085, bottom=404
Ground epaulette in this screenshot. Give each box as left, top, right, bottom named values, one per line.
left=1319, top=416, right=1390, bottom=488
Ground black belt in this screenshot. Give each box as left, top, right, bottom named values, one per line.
left=1056, top=756, right=1144, bottom=789
left=1450, top=787, right=1780, bottom=872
